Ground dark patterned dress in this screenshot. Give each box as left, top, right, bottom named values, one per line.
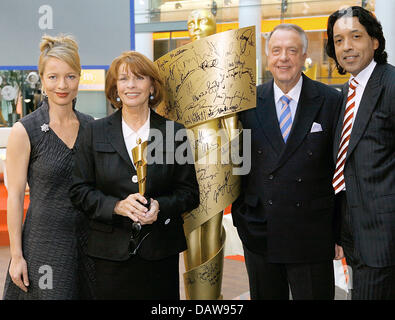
left=2, top=100, right=95, bottom=300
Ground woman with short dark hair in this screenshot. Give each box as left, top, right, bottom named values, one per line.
left=70, top=51, right=199, bottom=300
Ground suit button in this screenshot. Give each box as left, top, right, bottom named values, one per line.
left=307, top=150, right=313, bottom=157
left=268, top=200, right=273, bottom=205
left=165, top=218, right=171, bottom=225
left=296, top=202, right=301, bottom=207
left=132, top=175, right=138, bottom=183
left=297, top=178, right=302, bottom=182
left=257, top=149, right=263, bottom=155
left=269, top=175, right=274, bottom=180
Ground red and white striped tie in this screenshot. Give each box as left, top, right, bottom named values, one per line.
left=333, top=78, right=359, bottom=194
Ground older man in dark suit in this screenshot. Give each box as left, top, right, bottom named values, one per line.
left=326, top=6, right=395, bottom=300
left=232, top=24, right=343, bottom=300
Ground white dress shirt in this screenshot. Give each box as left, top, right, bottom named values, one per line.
left=349, top=59, right=377, bottom=128
left=273, top=75, right=303, bottom=125
left=122, top=109, right=150, bottom=168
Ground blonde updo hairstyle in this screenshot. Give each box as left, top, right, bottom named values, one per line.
left=105, top=51, right=164, bottom=109
left=38, top=34, right=81, bottom=77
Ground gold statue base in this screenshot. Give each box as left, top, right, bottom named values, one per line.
left=183, top=226, right=226, bottom=300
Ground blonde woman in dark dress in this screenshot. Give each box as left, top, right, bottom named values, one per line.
left=3, top=34, right=94, bottom=299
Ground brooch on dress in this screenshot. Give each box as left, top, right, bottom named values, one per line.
left=41, top=123, right=49, bottom=132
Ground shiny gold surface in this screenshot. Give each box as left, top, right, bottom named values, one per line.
left=155, top=15, right=256, bottom=299
left=132, top=138, right=148, bottom=196
left=183, top=227, right=226, bottom=300
left=157, top=0, right=375, bottom=22
left=155, top=26, right=256, bottom=126
left=221, top=114, right=239, bottom=142
left=187, top=9, right=216, bottom=41
left=201, top=211, right=223, bottom=262
left=188, top=119, right=221, bottom=161
left=183, top=137, right=242, bottom=236
left=183, top=227, right=202, bottom=270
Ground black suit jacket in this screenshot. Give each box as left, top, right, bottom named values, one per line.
left=69, top=109, right=199, bottom=261
left=232, top=74, right=342, bottom=263
left=334, top=63, right=395, bottom=268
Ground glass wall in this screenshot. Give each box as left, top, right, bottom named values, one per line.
left=146, top=0, right=374, bottom=23
left=0, top=70, right=41, bottom=127
left=0, top=69, right=107, bottom=127
left=0, top=0, right=378, bottom=127
left=137, top=0, right=376, bottom=86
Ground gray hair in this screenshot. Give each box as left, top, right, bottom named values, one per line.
left=265, top=24, right=308, bottom=55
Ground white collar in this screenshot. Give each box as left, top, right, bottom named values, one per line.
left=121, top=109, right=150, bottom=141
left=273, top=75, right=303, bottom=103
left=351, top=59, right=377, bottom=89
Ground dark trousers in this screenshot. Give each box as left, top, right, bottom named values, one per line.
left=243, top=245, right=334, bottom=300
left=339, top=192, right=395, bottom=300
left=91, top=253, right=180, bottom=300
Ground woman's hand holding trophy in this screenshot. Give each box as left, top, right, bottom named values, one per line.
left=114, top=138, right=160, bottom=226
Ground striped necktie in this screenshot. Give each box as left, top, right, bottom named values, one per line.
left=279, top=95, right=292, bottom=142
left=333, top=78, right=359, bottom=194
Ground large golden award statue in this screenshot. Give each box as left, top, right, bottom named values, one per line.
left=155, top=9, right=256, bottom=299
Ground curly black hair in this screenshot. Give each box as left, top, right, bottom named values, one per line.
left=326, top=6, right=387, bottom=75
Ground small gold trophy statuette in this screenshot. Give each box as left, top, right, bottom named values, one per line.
left=131, top=138, right=150, bottom=232
left=132, top=138, right=148, bottom=197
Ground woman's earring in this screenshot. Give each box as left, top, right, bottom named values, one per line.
left=116, top=97, right=121, bottom=102
left=149, top=93, right=154, bottom=100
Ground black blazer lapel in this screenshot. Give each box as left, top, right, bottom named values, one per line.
left=107, top=109, right=135, bottom=169
left=145, top=110, right=166, bottom=194
left=346, top=64, right=384, bottom=161
left=274, top=75, right=323, bottom=171
left=255, top=80, right=284, bottom=156
left=107, top=109, right=170, bottom=197
left=148, top=110, right=166, bottom=147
